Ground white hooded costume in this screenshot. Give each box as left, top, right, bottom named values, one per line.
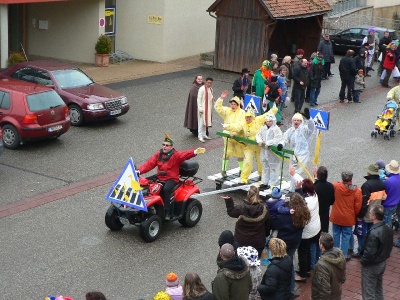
left=280, top=113, right=315, bottom=191
left=255, top=113, right=283, bottom=186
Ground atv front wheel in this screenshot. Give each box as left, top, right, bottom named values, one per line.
left=178, top=199, right=202, bottom=227
left=105, top=205, right=124, bottom=231
left=140, top=215, right=162, bottom=242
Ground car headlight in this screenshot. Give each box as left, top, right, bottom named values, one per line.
left=87, top=103, right=104, bottom=110
left=120, top=96, right=127, bottom=105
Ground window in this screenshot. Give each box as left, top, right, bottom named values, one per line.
left=0, top=91, right=10, bottom=110
left=26, top=90, right=64, bottom=112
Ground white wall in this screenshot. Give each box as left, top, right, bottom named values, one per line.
left=367, top=0, right=400, bottom=9
left=27, top=0, right=103, bottom=63
left=116, top=0, right=165, bottom=61
left=117, top=0, right=215, bottom=62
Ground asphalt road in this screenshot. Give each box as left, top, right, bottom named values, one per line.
left=0, top=63, right=398, bottom=299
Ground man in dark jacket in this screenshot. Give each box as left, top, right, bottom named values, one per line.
left=354, top=163, right=386, bottom=257
left=313, top=166, right=335, bottom=233
left=317, top=33, right=335, bottom=79
left=212, top=243, right=252, bottom=300
left=338, top=49, right=357, bottom=103
left=360, top=205, right=393, bottom=300
left=378, top=31, right=392, bottom=76
left=354, top=49, right=366, bottom=75
left=311, top=232, right=346, bottom=300
left=309, top=54, right=324, bottom=107
left=232, top=68, right=251, bottom=103
left=292, top=59, right=310, bottom=113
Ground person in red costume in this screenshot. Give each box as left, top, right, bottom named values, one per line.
left=138, top=134, right=205, bottom=220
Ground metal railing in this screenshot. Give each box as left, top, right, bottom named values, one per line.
left=327, top=0, right=367, bottom=16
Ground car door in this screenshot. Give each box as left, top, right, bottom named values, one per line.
left=0, top=90, right=11, bottom=123
left=336, top=28, right=362, bottom=51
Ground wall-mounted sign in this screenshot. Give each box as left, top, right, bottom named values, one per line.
left=105, top=8, right=115, bottom=34
left=148, top=15, right=163, bottom=25
left=99, top=18, right=105, bottom=28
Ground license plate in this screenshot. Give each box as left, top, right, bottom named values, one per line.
left=110, top=109, right=121, bottom=116
left=48, top=125, right=62, bottom=132
left=119, top=217, right=129, bottom=225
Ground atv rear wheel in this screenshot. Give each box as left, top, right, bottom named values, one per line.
left=178, top=199, right=202, bottom=227
left=140, top=215, right=162, bottom=242
left=105, top=205, right=124, bottom=231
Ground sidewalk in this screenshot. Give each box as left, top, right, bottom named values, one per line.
left=79, top=56, right=400, bottom=300
left=77, top=55, right=202, bottom=85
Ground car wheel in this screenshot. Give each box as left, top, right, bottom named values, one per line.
left=178, top=199, right=202, bottom=227
left=105, top=205, right=124, bottom=231
left=140, top=215, right=162, bottom=242
left=69, top=104, right=84, bottom=126
left=2, top=124, right=20, bottom=149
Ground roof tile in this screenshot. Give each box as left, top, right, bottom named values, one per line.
left=262, top=0, right=331, bottom=18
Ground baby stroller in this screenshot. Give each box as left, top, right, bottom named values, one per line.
left=371, top=100, right=398, bottom=140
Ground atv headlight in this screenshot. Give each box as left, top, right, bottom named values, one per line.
left=87, top=103, right=104, bottom=110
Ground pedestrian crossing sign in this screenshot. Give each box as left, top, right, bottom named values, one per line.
left=310, top=108, right=329, bottom=131
left=105, top=158, right=147, bottom=212
left=244, top=94, right=261, bottom=115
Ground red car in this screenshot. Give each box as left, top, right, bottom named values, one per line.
left=0, top=60, right=129, bottom=126
left=0, top=79, right=70, bottom=149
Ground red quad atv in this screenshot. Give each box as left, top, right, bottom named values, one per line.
left=105, top=160, right=203, bottom=242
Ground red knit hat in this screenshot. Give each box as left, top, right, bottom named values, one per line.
left=166, top=272, right=179, bottom=287
left=296, top=49, right=305, bottom=55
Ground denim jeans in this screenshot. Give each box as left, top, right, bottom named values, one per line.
left=310, top=241, right=321, bottom=269
left=309, top=87, right=320, bottom=106
left=287, top=246, right=298, bottom=294
left=383, top=206, right=397, bottom=227
left=361, top=261, right=386, bottom=300
left=332, top=224, right=352, bottom=259
left=357, top=221, right=373, bottom=254
left=353, top=90, right=361, bottom=102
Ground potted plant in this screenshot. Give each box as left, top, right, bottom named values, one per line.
left=95, top=34, right=112, bottom=67
left=7, top=53, right=25, bottom=67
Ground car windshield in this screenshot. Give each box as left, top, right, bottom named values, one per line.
left=52, top=69, right=94, bottom=89
left=26, top=90, right=65, bottom=112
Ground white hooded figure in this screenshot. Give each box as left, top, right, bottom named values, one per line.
left=256, top=113, right=283, bottom=187
left=279, top=112, right=315, bottom=191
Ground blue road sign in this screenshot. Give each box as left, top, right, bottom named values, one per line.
left=244, top=94, right=261, bottom=115
left=310, top=108, right=330, bottom=131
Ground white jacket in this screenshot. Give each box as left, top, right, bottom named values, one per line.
left=302, top=194, right=321, bottom=239
left=256, top=121, right=282, bottom=161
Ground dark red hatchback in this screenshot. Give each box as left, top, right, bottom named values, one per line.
left=0, top=60, right=129, bottom=126
left=0, top=79, right=70, bottom=149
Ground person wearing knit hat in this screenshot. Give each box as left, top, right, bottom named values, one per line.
left=237, top=246, right=262, bottom=300
left=138, top=134, right=205, bottom=220
left=362, top=28, right=376, bottom=74
left=376, top=159, right=387, bottom=182
left=215, top=89, right=246, bottom=178
left=165, top=272, right=183, bottom=300
left=278, top=108, right=315, bottom=192
left=266, top=187, right=293, bottom=218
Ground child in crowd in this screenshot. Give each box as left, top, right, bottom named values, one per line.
left=375, top=107, right=395, bottom=131
left=154, top=291, right=172, bottom=300
left=237, top=246, right=262, bottom=300
left=165, top=272, right=183, bottom=300
left=376, top=159, right=387, bottom=182
left=277, top=66, right=288, bottom=109
left=353, top=69, right=365, bottom=103
left=266, top=187, right=294, bottom=218
left=264, top=76, right=283, bottom=124
left=85, top=291, right=107, bottom=300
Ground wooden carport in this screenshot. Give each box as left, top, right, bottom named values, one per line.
left=207, top=0, right=332, bottom=73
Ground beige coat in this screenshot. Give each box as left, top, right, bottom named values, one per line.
left=197, top=85, right=214, bottom=127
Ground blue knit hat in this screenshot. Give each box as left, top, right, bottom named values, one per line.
left=271, top=187, right=282, bottom=199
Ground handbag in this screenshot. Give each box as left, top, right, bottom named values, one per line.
left=353, top=220, right=363, bottom=236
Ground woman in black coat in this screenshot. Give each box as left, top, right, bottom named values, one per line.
left=258, top=238, right=293, bottom=300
